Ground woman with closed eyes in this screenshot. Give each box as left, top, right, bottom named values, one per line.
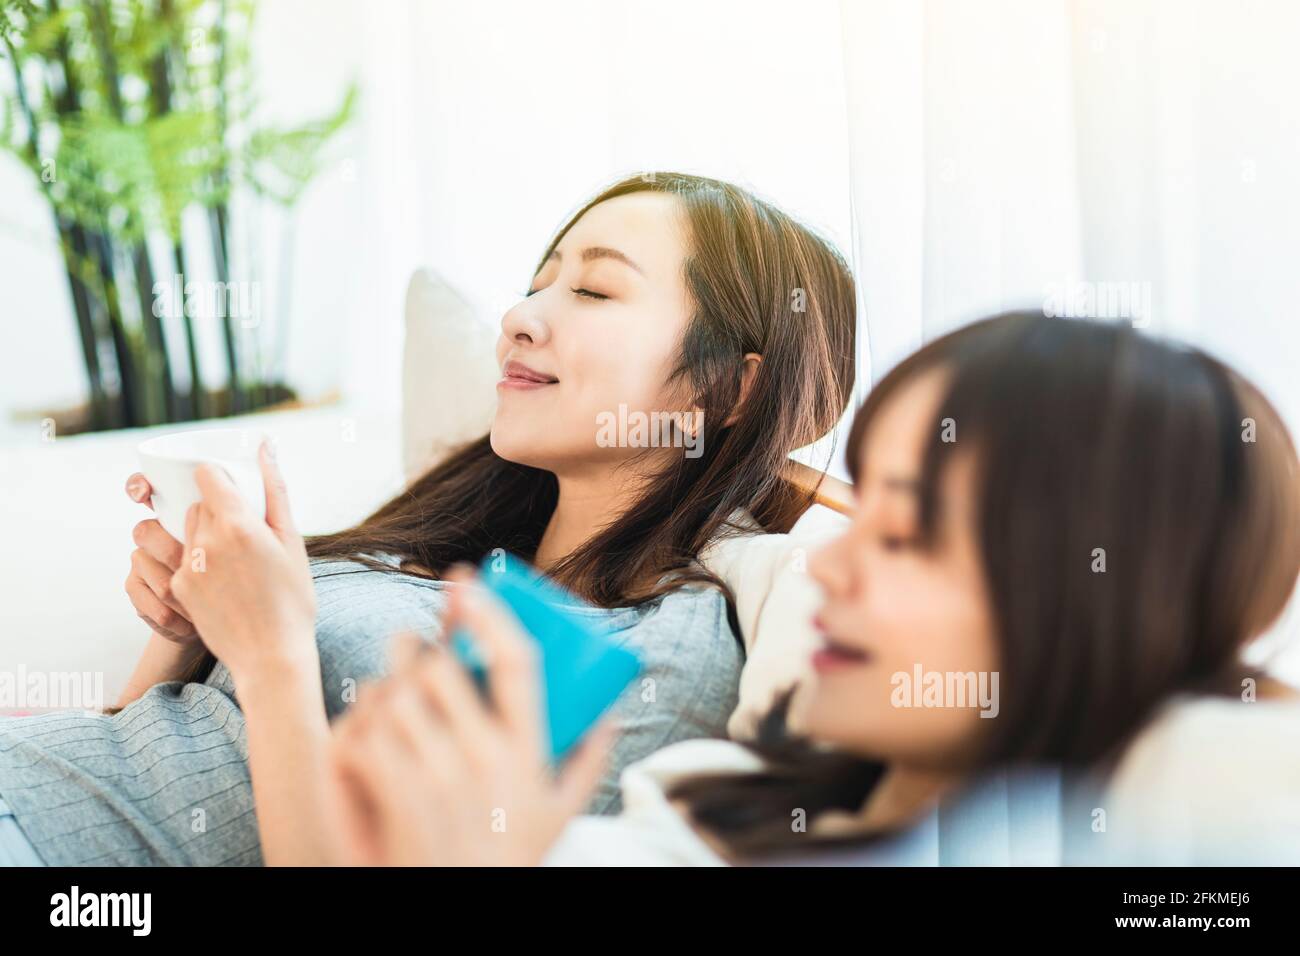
left=0, top=172, right=856, bottom=866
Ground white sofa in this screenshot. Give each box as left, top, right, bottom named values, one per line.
left=0, top=402, right=408, bottom=704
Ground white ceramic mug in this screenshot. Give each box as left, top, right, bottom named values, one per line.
left=136, top=428, right=269, bottom=542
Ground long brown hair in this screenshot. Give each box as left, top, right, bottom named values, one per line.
left=671, top=312, right=1300, bottom=858
left=300, top=172, right=856, bottom=606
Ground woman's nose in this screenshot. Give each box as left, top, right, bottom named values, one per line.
left=809, top=531, right=853, bottom=599
left=501, top=297, right=551, bottom=348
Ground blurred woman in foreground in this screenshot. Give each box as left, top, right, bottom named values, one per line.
left=326, top=312, right=1300, bottom=866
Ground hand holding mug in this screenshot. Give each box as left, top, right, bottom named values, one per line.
left=166, top=440, right=318, bottom=691
left=124, top=427, right=269, bottom=645
left=124, top=473, right=197, bottom=644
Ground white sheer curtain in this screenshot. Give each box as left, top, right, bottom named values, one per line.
left=843, top=0, right=1300, bottom=412
left=841, top=0, right=1087, bottom=385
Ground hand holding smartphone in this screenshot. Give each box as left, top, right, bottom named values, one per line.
left=448, top=554, right=642, bottom=761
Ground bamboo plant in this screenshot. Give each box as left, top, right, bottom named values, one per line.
left=1, top=0, right=355, bottom=432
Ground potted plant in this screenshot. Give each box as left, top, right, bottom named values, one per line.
left=1, top=0, right=355, bottom=433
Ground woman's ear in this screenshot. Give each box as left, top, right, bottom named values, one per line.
left=724, top=353, right=763, bottom=427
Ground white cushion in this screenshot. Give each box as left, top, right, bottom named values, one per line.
left=700, top=509, right=844, bottom=738
left=400, top=268, right=831, bottom=739
left=401, top=269, right=500, bottom=482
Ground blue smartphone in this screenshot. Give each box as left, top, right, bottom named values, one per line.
left=448, top=554, right=642, bottom=762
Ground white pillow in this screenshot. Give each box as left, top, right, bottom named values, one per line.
left=401, top=268, right=500, bottom=482
left=700, top=510, right=843, bottom=738
left=400, top=268, right=829, bottom=739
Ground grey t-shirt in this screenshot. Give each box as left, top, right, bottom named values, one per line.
left=0, top=556, right=742, bottom=865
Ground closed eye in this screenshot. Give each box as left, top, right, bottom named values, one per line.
left=521, top=286, right=610, bottom=301
left=880, top=535, right=916, bottom=552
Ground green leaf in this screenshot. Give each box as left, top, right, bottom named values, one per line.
left=243, top=81, right=356, bottom=205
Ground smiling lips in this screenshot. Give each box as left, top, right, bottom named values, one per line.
left=498, top=359, right=559, bottom=391
left=812, top=640, right=871, bottom=674
left=811, top=615, right=872, bottom=674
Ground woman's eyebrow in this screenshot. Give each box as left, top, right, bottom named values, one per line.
left=545, top=246, right=645, bottom=275
left=882, top=475, right=921, bottom=496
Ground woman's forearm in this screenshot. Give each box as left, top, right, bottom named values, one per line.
left=235, top=652, right=338, bottom=866
left=113, top=632, right=209, bottom=710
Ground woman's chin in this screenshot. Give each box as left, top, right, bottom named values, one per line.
left=487, top=426, right=579, bottom=473
left=791, top=682, right=883, bottom=752
left=487, top=424, right=536, bottom=464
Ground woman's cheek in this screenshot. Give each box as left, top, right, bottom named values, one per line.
left=860, top=562, right=925, bottom=641
left=864, top=570, right=961, bottom=673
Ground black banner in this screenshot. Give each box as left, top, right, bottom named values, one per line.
left=0, top=866, right=1286, bottom=941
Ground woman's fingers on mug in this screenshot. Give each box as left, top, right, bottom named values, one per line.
left=184, top=500, right=203, bottom=548
left=130, top=548, right=191, bottom=618
left=124, top=570, right=195, bottom=641
left=132, top=518, right=184, bottom=570
left=258, top=439, right=299, bottom=539
left=193, top=463, right=246, bottom=516
left=125, top=473, right=154, bottom=509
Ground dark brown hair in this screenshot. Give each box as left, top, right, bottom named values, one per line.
left=671, top=312, right=1300, bottom=859
left=302, top=172, right=856, bottom=603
